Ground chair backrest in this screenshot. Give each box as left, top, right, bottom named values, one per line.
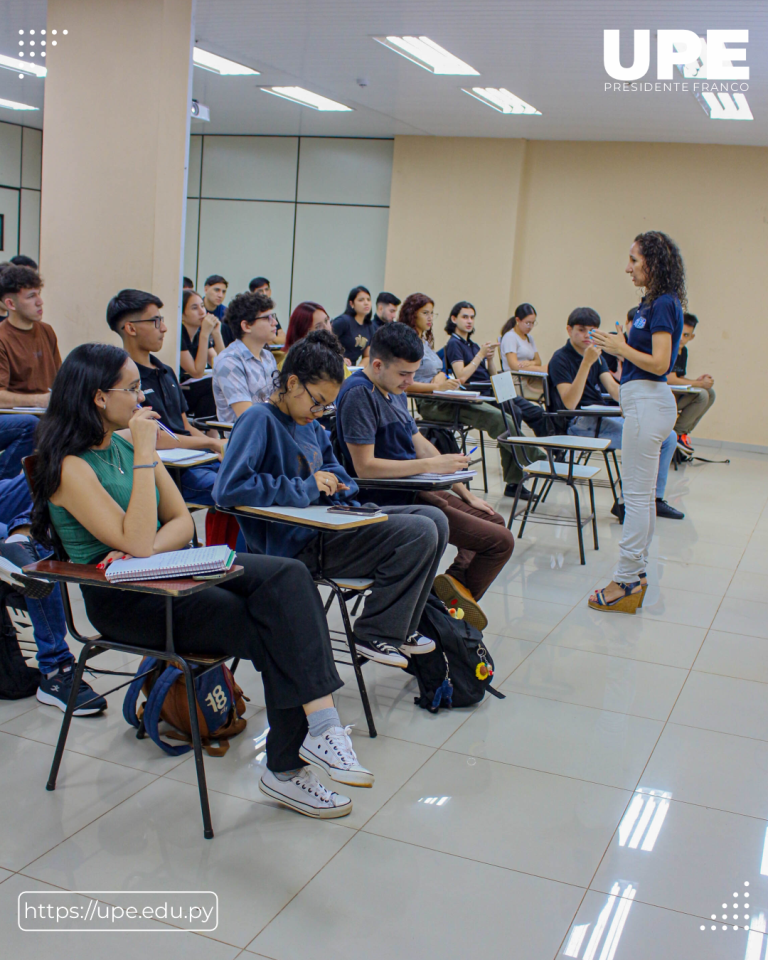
left=21, top=454, right=36, bottom=498
left=490, top=371, right=517, bottom=405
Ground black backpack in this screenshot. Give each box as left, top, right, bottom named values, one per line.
left=0, top=586, right=40, bottom=700
left=405, top=595, right=505, bottom=712
left=418, top=425, right=461, bottom=455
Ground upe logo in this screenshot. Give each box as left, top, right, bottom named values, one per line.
left=604, top=30, right=749, bottom=81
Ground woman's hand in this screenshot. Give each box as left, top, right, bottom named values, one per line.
left=97, top=549, right=134, bottom=570
left=201, top=313, right=218, bottom=336
left=464, top=492, right=496, bottom=516
left=590, top=325, right=626, bottom=357
left=128, top=406, right=159, bottom=458
left=314, top=471, right=349, bottom=496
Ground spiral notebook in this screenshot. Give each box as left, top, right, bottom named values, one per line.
left=104, top=546, right=235, bottom=583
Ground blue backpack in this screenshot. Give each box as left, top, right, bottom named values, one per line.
left=123, top=657, right=247, bottom=757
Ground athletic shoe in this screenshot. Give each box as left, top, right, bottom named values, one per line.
left=433, top=573, right=488, bottom=631
left=676, top=433, right=694, bottom=454
left=36, top=664, right=107, bottom=716
left=610, top=501, right=626, bottom=524
left=401, top=632, right=437, bottom=655
left=259, top=767, right=352, bottom=819
left=0, top=540, right=55, bottom=599
left=656, top=498, right=685, bottom=520
left=354, top=636, right=408, bottom=668
left=299, top=725, right=374, bottom=787
left=504, top=483, right=532, bottom=501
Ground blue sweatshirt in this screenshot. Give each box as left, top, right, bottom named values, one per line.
left=212, top=401, right=359, bottom=558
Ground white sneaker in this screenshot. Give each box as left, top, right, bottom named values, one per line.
left=300, top=725, right=374, bottom=788
left=401, top=632, right=436, bottom=655
left=259, top=767, right=352, bottom=819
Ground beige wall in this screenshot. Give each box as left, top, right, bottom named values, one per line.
left=385, top=136, right=768, bottom=446
left=40, top=0, right=193, bottom=365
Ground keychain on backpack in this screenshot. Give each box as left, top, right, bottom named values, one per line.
left=429, top=652, right=454, bottom=713
left=475, top=642, right=494, bottom=682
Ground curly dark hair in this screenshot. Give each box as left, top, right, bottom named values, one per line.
left=398, top=292, right=435, bottom=347
left=634, top=231, right=687, bottom=310
left=276, top=329, right=346, bottom=398
left=224, top=291, right=274, bottom=340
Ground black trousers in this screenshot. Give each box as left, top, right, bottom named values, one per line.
left=82, top=553, right=342, bottom=773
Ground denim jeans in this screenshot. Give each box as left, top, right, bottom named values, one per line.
left=0, top=474, right=34, bottom=536
left=0, top=414, right=38, bottom=481
left=179, top=462, right=219, bottom=506
left=568, top=414, right=676, bottom=499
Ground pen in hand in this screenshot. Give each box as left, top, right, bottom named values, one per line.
left=157, top=421, right=178, bottom=441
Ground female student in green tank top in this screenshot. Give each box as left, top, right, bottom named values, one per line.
left=30, top=343, right=375, bottom=819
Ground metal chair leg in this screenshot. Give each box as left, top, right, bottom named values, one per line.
left=178, top=656, right=214, bottom=839
left=46, top=641, right=92, bottom=790
left=589, top=479, right=599, bottom=550
left=518, top=477, right=538, bottom=539
left=572, top=483, right=586, bottom=565
left=479, top=431, right=488, bottom=493
left=331, top=583, right=377, bottom=738
left=603, top=451, right=620, bottom=509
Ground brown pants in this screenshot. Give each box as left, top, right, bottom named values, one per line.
left=417, top=490, right=514, bottom=599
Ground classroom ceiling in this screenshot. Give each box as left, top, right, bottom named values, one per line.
left=1, top=0, right=766, bottom=145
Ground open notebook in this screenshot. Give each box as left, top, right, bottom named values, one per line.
left=104, top=546, right=235, bottom=583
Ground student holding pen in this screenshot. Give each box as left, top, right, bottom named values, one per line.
left=588, top=231, right=686, bottom=614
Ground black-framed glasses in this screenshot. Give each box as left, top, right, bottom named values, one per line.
left=303, top=383, right=335, bottom=415
left=130, top=316, right=164, bottom=329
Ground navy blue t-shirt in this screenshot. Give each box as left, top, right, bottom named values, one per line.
left=621, top=294, right=683, bottom=384
left=444, top=334, right=492, bottom=393
left=548, top=340, right=610, bottom=409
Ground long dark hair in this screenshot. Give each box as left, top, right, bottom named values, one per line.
left=445, top=300, right=476, bottom=337
left=501, top=302, right=536, bottom=337
left=181, top=288, right=202, bottom=315
left=31, top=343, right=129, bottom=545
left=343, top=285, right=372, bottom=322
left=399, top=292, right=435, bottom=347
left=634, top=231, right=687, bottom=310
left=275, top=329, right=346, bottom=399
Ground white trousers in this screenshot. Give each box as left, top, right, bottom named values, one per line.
left=615, top=380, right=678, bottom=582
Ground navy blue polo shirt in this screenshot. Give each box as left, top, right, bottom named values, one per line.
left=444, top=333, right=491, bottom=391
left=332, top=314, right=374, bottom=365
left=622, top=294, right=683, bottom=384
left=548, top=340, right=610, bottom=410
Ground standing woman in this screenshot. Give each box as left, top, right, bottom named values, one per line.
left=589, top=231, right=686, bottom=613
left=332, top=285, right=373, bottom=366
left=499, top=303, right=547, bottom=401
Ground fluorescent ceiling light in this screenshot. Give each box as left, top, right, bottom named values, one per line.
left=261, top=87, right=352, bottom=111
left=193, top=47, right=258, bottom=76
left=463, top=87, right=541, bottom=115
left=0, top=53, right=46, bottom=78
left=373, top=36, right=478, bottom=75
left=0, top=98, right=38, bottom=111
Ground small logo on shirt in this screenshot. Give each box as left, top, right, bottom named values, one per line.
left=354, top=334, right=368, bottom=349
left=633, top=317, right=647, bottom=329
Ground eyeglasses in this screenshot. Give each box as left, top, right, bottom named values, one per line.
left=108, top=382, right=143, bottom=397
left=256, top=312, right=278, bottom=323
left=303, top=383, right=335, bottom=415
left=130, top=316, right=164, bottom=329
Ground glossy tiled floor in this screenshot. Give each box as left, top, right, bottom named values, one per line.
left=3, top=442, right=768, bottom=958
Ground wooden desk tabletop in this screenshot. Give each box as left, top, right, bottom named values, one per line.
left=22, top=560, right=244, bottom=596
left=160, top=452, right=220, bottom=468
left=220, top=504, right=389, bottom=530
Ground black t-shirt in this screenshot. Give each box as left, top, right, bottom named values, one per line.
left=548, top=340, right=610, bottom=410
left=673, top=345, right=688, bottom=377
left=444, top=334, right=492, bottom=393
left=136, top=356, right=189, bottom=435
left=332, top=313, right=374, bottom=364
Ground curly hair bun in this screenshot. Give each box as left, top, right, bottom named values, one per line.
left=304, top=328, right=344, bottom=355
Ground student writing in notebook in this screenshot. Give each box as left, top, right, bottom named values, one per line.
left=334, top=323, right=515, bottom=630
left=31, top=343, right=375, bottom=819
left=214, top=330, right=448, bottom=669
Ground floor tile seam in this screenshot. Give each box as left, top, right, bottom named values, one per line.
left=491, top=688, right=673, bottom=724
left=355, top=827, right=591, bottom=891
left=353, top=744, right=440, bottom=832
left=0, top=701, right=41, bottom=728
left=664, top=717, right=768, bottom=746
left=689, top=665, right=768, bottom=687
left=0, top=725, right=188, bottom=776
left=538, top=636, right=699, bottom=670
left=17, top=771, right=164, bottom=875
left=583, top=884, right=762, bottom=926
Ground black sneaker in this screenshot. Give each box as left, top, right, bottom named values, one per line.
left=400, top=633, right=436, bottom=655
left=611, top=501, right=626, bottom=524
left=354, top=637, right=408, bottom=669
left=36, top=664, right=107, bottom=716
left=0, top=539, right=55, bottom=599
left=656, top=498, right=685, bottom=520
left=504, top=483, right=532, bottom=501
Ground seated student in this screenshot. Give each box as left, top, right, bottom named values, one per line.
left=0, top=265, right=61, bottom=480
left=499, top=303, right=547, bottom=401
left=248, top=277, right=286, bottom=345
left=667, top=313, right=715, bottom=455
left=332, top=285, right=374, bottom=366
left=414, top=301, right=542, bottom=498
left=334, top=323, right=515, bottom=627
left=203, top=273, right=235, bottom=347
left=282, top=301, right=351, bottom=378
left=371, top=292, right=401, bottom=334
left=214, top=330, right=446, bottom=666
left=0, top=475, right=107, bottom=715
left=212, top=292, right=278, bottom=423
left=182, top=276, right=195, bottom=290
left=549, top=307, right=682, bottom=520
left=179, top=288, right=226, bottom=381
left=106, top=289, right=225, bottom=505
left=32, top=342, right=373, bottom=818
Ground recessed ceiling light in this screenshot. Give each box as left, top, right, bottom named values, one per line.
left=0, top=53, right=46, bottom=78
left=261, top=86, right=352, bottom=111
left=373, top=36, right=478, bottom=75
left=193, top=47, right=259, bottom=76
left=462, top=87, right=541, bottom=115
left=0, top=98, right=38, bottom=111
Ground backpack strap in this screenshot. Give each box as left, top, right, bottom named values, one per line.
left=486, top=684, right=506, bottom=700
left=141, top=665, right=192, bottom=756
left=122, top=656, right=161, bottom=729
